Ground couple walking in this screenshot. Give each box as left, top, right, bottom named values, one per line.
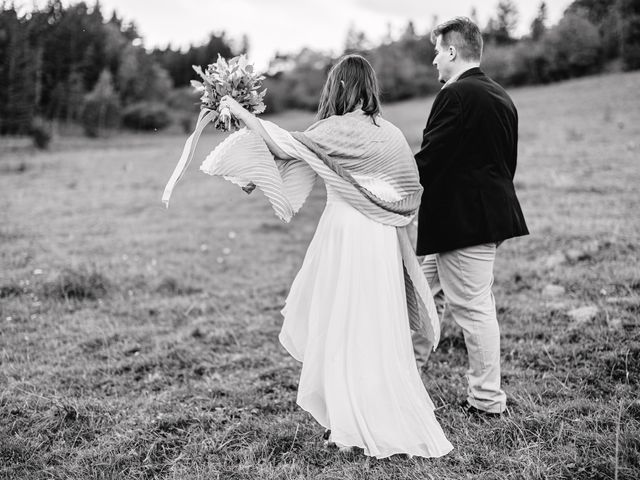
left=206, top=16, right=528, bottom=458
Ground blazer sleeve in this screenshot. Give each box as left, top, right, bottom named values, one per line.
left=414, top=88, right=462, bottom=183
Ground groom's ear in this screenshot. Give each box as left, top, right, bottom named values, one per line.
left=448, top=45, right=457, bottom=61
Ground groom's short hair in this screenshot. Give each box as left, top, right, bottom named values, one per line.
left=431, top=17, right=483, bottom=62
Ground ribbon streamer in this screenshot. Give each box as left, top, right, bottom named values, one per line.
left=162, top=109, right=216, bottom=207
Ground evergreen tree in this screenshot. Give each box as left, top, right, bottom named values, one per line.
left=401, top=21, right=418, bottom=42
left=530, top=1, right=547, bottom=41
left=470, top=7, right=479, bottom=25
left=152, top=33, right=234, bottom=87
left=81, top=68, right=120, bottom=137
left=620, top=0, right=640, bottom=69
left=485, top=0, right=519, bottom=45
left=345, top=24, right=370, bottom=53
left=0, top=5, right=37, bottom=133
left=543, top=11, right=602, bottom=78
left=564, top=0, right=640, bottom=67
left=566, top=0, right=614, bottom=25
left=240, top=34, right=250, bottom=55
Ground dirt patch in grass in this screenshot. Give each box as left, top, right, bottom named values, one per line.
left=42, top=266, right=112, bottom=301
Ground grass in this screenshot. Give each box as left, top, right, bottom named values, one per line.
left=1, top=71, right=639, bottom=479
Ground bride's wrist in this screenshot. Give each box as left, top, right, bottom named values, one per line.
left=237, top=108, right=252, bottom=123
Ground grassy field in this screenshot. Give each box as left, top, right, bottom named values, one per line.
left=1, top=71, right=639, bottom=479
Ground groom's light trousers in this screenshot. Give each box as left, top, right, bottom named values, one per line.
left=412, top=243, right=507, bottom=414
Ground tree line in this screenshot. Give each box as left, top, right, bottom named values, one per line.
left=480, top=0, right=640, bottom=86
left=268, top=0, right=640, bottom=111
left=0, top=0, right=237, bottom=136
left=1, top=0, right=639, bottom=139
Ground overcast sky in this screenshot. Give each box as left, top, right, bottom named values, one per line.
left=33, top=0, right=574, bottom=70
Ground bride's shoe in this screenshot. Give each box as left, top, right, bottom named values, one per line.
left=322, top=429, right=357, bottom=453
left=322, top=429, right=335, bottom=448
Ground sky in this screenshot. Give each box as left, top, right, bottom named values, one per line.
left=30, top=0, right=575, bottom=70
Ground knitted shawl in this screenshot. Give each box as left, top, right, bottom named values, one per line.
left=196, top=110, right=440, bottom=349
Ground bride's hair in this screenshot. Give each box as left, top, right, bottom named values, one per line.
left=316, top=54, right=381, bottom=122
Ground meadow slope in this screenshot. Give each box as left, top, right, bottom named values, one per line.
left=1, top=71, right=639, bottom=479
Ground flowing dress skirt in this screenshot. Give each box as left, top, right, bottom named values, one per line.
left=280, top=185, right=453, bottom=459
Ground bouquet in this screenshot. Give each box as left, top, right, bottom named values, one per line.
left=191, top=54, right=267, bottom=131
left=162, top=54, right=266, bottom=207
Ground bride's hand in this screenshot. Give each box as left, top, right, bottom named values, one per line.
left=220, top=95, right=247, bottom=120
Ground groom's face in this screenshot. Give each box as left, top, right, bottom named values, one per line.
left=433, top=36, right=453, bottom=83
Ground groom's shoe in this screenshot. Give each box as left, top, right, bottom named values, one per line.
left=461, top=402, right=502, bottom=418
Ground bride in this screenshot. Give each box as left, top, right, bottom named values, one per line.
left=211, top=54, right=453, bottom=459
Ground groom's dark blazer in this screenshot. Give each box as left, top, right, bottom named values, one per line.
left=415, top=67, right=528, bottom=255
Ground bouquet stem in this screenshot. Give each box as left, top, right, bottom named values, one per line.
left=219, top=106, right=231, bottom=131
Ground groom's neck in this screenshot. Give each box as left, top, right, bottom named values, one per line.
left=451, top=61, right=480, bottom=78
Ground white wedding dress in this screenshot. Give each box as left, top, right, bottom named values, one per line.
left=280, top=183, right=453, bottom=459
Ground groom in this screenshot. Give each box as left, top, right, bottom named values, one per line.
left=413, top=17, right=528, bottom=416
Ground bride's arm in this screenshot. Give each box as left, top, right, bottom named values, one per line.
left=220, top=95, right=294, bottom=160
